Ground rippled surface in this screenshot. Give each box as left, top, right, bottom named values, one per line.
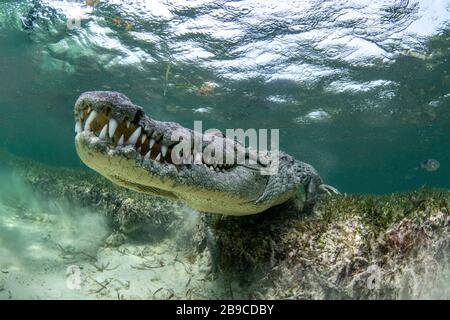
left=0, top=0, right=449, bottom=193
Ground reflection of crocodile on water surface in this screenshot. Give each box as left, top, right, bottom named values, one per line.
left=74, top=91, right=339, bottom=216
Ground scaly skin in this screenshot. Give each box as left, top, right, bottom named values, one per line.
left=74, top=91, right=338, bottom=216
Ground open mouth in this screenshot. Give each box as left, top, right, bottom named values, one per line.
left=74, top=106, right=235, bottom=172
left=75, top=107, right=174, bottom=164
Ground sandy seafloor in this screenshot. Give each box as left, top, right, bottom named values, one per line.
left=0, top=172, right=231, bottom=300
left=0, top=206, right=228, bottom=300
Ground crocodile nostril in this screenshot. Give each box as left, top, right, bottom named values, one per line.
left=133, top=109, right=144, bottom=123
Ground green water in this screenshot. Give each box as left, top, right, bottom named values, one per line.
left=0, top=0, right=449, bottom=194
left=0, top=0, right=449, bottom=300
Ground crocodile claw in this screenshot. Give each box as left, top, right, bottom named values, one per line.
left=319, top=184, right=340, bottom=195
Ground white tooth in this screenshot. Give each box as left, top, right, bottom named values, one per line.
left=109, top=118, right=118, bottom=137
left=155, top=153, right=161, bottom=161
left=117, top=134, right=124, bottom=146
left=149, top=138, right=156, bottom=149
left=126, top=120, right=130, bottom=128
left=209, top=165, right=214, bottom=171
left=99, top=124, right=107, bottom=139
left=141, top=135, right=147, bottom=144
left=84, top=110, right=97, bottom=131
left=137, top=147, right=141, bottom=153
left=127, top=127, right=141, bottom=145
left=87, top=107, right=91, bottom=114
left=144, top=151, right=150, bottom=160
left=161, top=145, right=168, bottom=157
left=75, top=121, right=82, bottom=133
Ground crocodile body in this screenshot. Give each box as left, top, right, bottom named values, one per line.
left=74, top=91, right=338, bottom=216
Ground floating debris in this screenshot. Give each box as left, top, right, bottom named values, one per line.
left=124, top=22, right=134, bottom=31
left=85, top=0, right=100, bottom=7
left=111, top=17, right=122, bottom=27
left=197, top=82, right=217, bottom=96
left=163, top=63, right=171, bottom=96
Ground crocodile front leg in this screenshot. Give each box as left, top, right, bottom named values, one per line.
left=256, top=154, right=339, bottom=211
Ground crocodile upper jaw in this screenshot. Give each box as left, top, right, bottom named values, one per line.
left=74, top=91, right=274, bottom=215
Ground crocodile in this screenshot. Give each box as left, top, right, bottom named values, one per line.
left=74, top=91, right=338, bottom=216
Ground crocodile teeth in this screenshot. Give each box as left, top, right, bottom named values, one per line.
left=194, top=153, right=202, bottom=164
left=75, top=121, right=82, bottom=133
left=161, top=145, right=168, bottom=157
left=149, top=138, right=156, bottom=149
left=99, top=124, right=108, bottom=139
left=127, top=127, right=141, bottom=145
left=141, top=135, right=147, bottom=144
left=84, top=110, right=97, bottom=131
left=109, top=118, right=118, bottom=137
left=117, top=134, right=124, bottom=146
left=155, top=153, right=161, bottom=161
left=144, top=151, right=150, bottom=160
left=125, top=120, right=130, bottom=128
left=183, top=156, right=193, bottom=164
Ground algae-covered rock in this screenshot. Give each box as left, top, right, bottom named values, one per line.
left=211, top=190, right=449, bottom=299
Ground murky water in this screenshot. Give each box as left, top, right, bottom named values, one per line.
left=0, top=0, right=449, bottom=299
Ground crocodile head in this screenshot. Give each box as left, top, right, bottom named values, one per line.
left=74, top=91, right=294, bottom=215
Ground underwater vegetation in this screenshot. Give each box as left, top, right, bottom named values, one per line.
left=212, top=191, right=449, bottom=299
left=0, top=152, right=448, bottom=299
